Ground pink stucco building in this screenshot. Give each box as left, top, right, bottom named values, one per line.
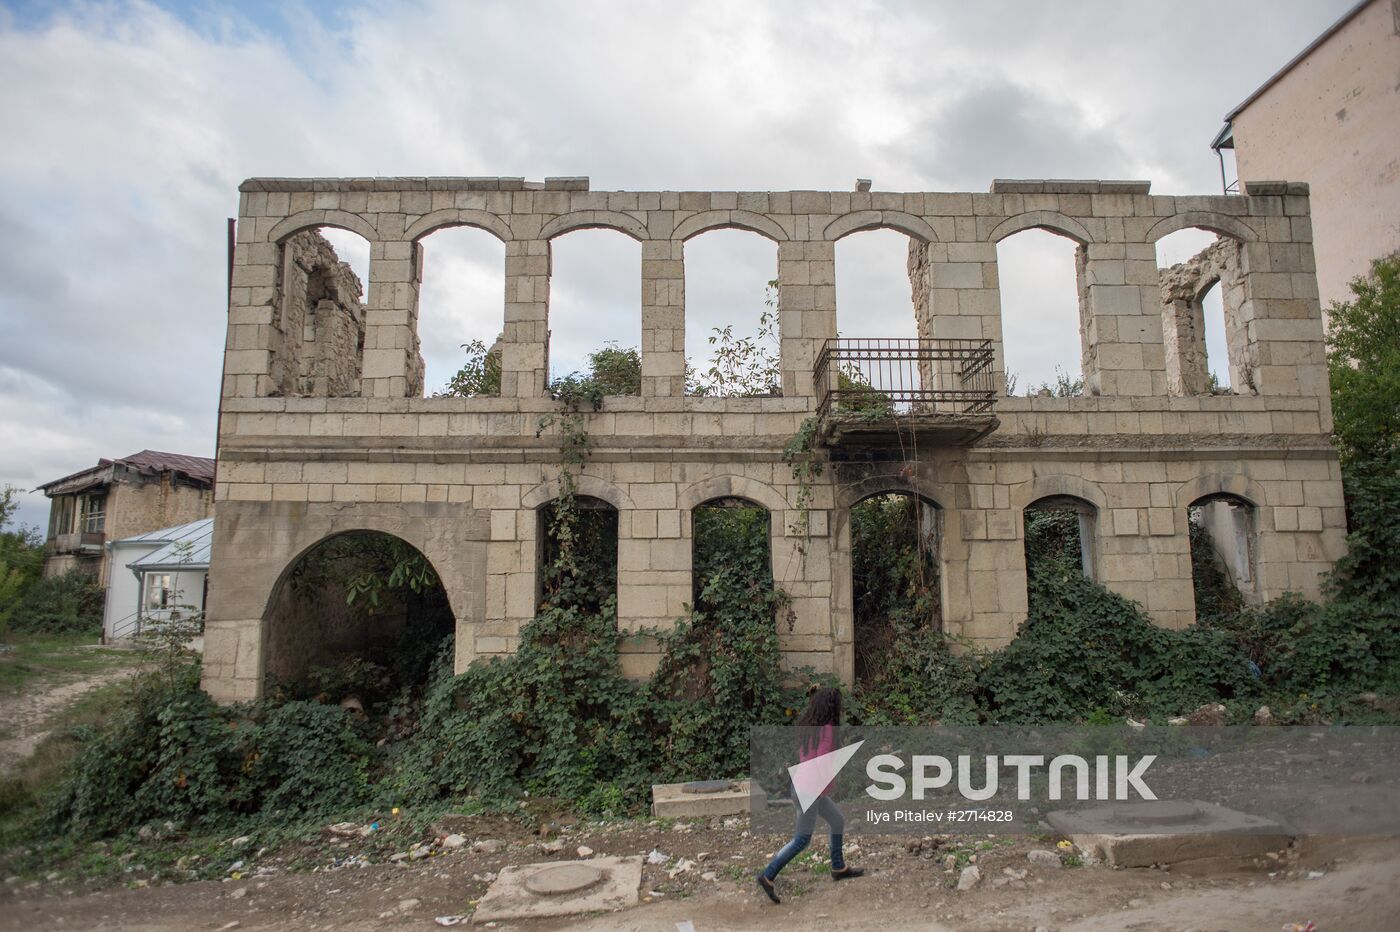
left=1213, top=0, right=1400, bottom=309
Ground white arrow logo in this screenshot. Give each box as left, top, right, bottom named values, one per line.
left=788, top=739, right=866, bottom=812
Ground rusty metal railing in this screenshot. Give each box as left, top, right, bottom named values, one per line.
left=814, top=338, right=997, bottom=419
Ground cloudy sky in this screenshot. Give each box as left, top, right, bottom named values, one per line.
left=0, top=0, right=1353, bottom=530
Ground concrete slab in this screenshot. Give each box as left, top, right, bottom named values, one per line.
left=472, top=855, right=642, bottom=923
left=1046, top=800, right=1293, bottom=868
left=651, top=779, right=764, bottom=818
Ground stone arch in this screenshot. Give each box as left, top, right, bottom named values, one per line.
left=1172, top=473, right=1268, bottom=511
left=823, top=210, right=939, bottom=244
left=672, top=209, right=788, bottom=243
left=678, top=474, right=790, bottom=513
left=404, top=208, right=512, bottom=243
left=261, top=525, right=456, bottom=683
left=837, top=473, right=950, bottom=511
left=989, top=210, right=1094, bottom=245
left=522, top=474, right=635, bottom=511
left=1010, top=474, right=1108, bottom=513
left=1146, top=212, right=1258, bottom=245
left=1192, top=271, right=1224, bottom=306
left=1021, top=489, right=1101, bottom=581
left=538, top=210, right=648, bottom=242
left=268, top=209, right=379, bottom=244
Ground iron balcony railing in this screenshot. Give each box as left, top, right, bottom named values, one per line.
left=813, top=338, right=997, bottom=419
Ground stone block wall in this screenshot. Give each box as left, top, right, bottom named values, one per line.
left=203, top=176, right=1346, bottom=702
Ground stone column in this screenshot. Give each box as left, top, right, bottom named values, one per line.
left=641, top=240, right=686, bottom=397
left=777, top=508, right=839, bottom=678
left=361, top=239, right=423, bottom=397
left=1079, top=242, right=1168, bottom=395
left=617, top=487, right=688, bottom=677
left=911, top=241, right=1007, bottom=394
left=778, top=241, right=836, bottom=401
left=500, top=239, right=550, bottom=398
left=224, top=221, right=281, bottom=398
left=941, top=500, right=1024, bottom=648
left=1237, top=239, right=1329, bottom=404
left=1094, top=484, right=1195, bottom=629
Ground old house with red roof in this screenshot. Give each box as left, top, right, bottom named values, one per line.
left=37, top=450, right=215, bottom=587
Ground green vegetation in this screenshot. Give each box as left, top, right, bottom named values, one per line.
left=1005, top=366, right=1085, bottom=398
left=688, top=300, right=783, bottom=398
left=7, top=570, right=104, bottom=637
left=437, top=338, right=502, bottom=397
left=853, top=257, right=1400, bottom=725
left=1327, top=254, right=1400, bottom=472
left=0, top=636, right=134, bottom=697
left=0, top=485, right=45, bottom=637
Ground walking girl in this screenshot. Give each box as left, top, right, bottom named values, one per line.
left=757, top=686, right=864, bottom=904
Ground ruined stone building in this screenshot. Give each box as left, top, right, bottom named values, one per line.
left=202, top=176, right=1346, bottom=702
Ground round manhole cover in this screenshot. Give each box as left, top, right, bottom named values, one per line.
left=682, top=780, right=738, bottom=795
left=1111, top=800, right=1204, bottom=825
left=524, top=864, right=606, bottom=897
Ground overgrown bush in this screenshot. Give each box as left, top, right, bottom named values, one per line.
left=9, top=569, right=104, bottom=636
left=46, top=662, right=373, bottom=836
left=437, top=338, right=501, bottom=397
left=0, top=487, right=44, bottom=635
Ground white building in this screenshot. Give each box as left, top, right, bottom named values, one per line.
left=102, top=518, right=212, bottom=642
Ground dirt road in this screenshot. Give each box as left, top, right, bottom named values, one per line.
left=2, top=819, right=1393, bottom=931
left=0, top=664, right=139, bottom=776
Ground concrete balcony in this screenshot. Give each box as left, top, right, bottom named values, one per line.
left=813, top=338, right=999, bottom=449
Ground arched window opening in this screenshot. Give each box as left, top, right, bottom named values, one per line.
left=536, top=495, right=619, bottom=613
left=318, top=227, right=370, bottom=286
left=995, top=229, right=1085, bottom=396
left=684, top=231, right=780, bottom=397
left=1157, top=229, right=1248, bottom=395
left=264, top=531, right=453, bottom=698
left=1023, top=495, right=1097, bottom=584
left=417, top=226, right=505, bottom=397
left=850, top=492, right=941, bottom=685
left=691, top=497, right=772, bottom=606
left=1188, top=493, right=1258, bottom=619
left=548, top=230, right=641, bottom=394
left=834, top=230, right=923, bottom=406
left=273, top=226, right=369, bottom=397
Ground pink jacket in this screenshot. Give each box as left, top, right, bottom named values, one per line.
left=797, top=724, right=837, bottom=797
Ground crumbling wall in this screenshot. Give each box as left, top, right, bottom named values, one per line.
left=1159, top=237, right=1249, bottom=395
left=270, top=231, right=366, bottom=397
left=907, top=241, right=936, bottom=391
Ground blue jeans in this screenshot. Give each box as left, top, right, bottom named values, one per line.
left=762, top=795, right=846, bottom=880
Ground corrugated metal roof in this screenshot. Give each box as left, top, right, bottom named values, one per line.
left=121, top=518, right=214, bottom=571
left=39, top=450, right=215, bottom=494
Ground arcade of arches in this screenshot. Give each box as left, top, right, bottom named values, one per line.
left=204, top=177, right=1346, bottom=702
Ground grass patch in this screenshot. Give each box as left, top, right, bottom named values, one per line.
left=0, top=677, right=135, bottom=848
left=0, top=634, right=138, bottom=696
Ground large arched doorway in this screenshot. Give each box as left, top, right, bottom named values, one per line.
left=1188, top=493, right=1259, bottom=619
left=850, top=491, right=943, bottom=685
left=263, top=531, right=454, bottom=700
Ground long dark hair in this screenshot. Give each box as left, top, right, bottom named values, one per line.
left=795, top=686, right=842, bottom=728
